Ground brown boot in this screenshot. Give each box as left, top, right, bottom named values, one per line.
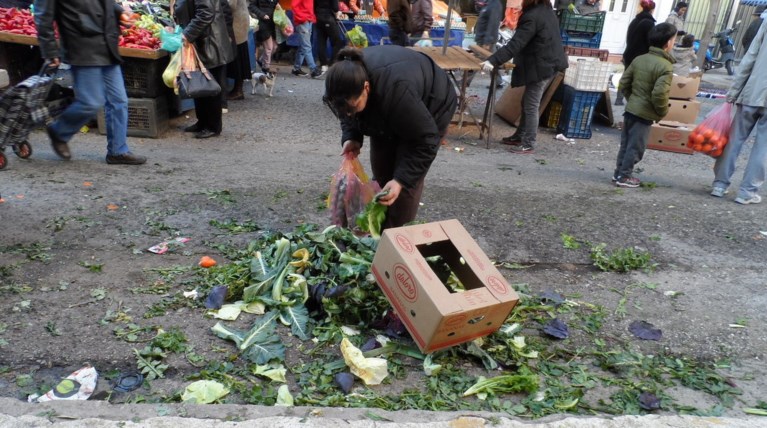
left=227, top=80, right=244, bottom=100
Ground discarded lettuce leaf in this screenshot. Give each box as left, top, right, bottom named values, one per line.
left=334, top=372, right=355, bottom=393
left=210, top=303, right=242, bottom=320
left=278, top=304, right=310, bottom=340
left=340, top=337, right=388, bottom=385
left=275, top=384, right=294, bottom=406
left=542, top=318, right=569, bottom=339
left=629, top=320, right=662, bottom=341
left=499, top=323, right=522, bottom=336
left=423, top=354, right=442, bottom=376
left=463, top=368, right=539, bottom=396
left=210, top=311, right=285, bottom=364
left=638, top=391, right=661, bottom=410
left=743, top=407, right=767, bottom=416
left=341, top=326, right=361, bottom=336
left=205, top=286, right=228, bottom=309
left=239, top=300, right=266, bottom=314
left=465, top=340, right=498, bottom=370
left=253, top=364, right=287, bottom=383
left=181, top=380, right=229, bottom=404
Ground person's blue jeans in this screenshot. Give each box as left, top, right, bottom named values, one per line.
left=713, top=104, right=767, bottom=199
left=50, top=64, right=129, bottom=156
left=294, top=22, right=317, bottom=71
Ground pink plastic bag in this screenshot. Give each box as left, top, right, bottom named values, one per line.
left=687, top=103, right=733, bottom=158
left=328, top=154, right=380, bottom=229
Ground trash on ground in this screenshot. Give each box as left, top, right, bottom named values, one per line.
left=147, top=237, right=191, bottom=254
left=199, top=256, right=217, bottom=268
left=334, top=372, right=355, bottom=393
left=539, top=290, right=565, bottom=306
left=28, top=365, right=98, bottom=402
left=253, top=364, right=287, bottom=382
left=423, top=354, right=442, bottom=376
left=340, top=337, right=388, bottom=385
left=638, top=391, right=661, bottom=410
left=183, top=290, right=199, bottom=299
left=629, top=320, right=662, bottom=341
left=181, top=380, right=229, bottom=404
left=205, top=285, right=228, bottom=309
left=555, top=134, right=575, bottom=143
left=341, top=325, right=361, bottom=336
left=542, top=318, right=569, bottom=339
left=111, top=372, right=144, bottom=393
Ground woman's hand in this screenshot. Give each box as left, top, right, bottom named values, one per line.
left=341, top=140, right=362, bottom=157
left=377, top=180, right=402, bottom=206
left=263, top=15, right=270, bottom=20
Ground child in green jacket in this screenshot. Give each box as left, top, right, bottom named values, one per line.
left=614, top=23, right=677, bottom=188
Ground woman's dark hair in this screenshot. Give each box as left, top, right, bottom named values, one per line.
left=522, top=0, right=551, bottom=9
left=323, top=47, right=368, bottom=118
left=649, top=22, right=678, bottom=48
left=640, top=0, right=655, bottom=11
left=675, top=2, right=688, bottom=11
left=680, top=34, right=694, bottom=47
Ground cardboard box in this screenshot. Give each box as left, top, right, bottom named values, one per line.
left=663, top=99, right=701, bottom=123
left=371, top=220, right=519, bottom=353
left=647, top=121, right=695, bottom=154
left=669, top=74, right=701, bottom=100
left=495, top=72, right=564, bottom=126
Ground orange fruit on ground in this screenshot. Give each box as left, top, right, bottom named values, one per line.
left=199, top=256, right=217, bottom=268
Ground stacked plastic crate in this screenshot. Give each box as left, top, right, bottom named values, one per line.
left=97, top=54, right=171, bottom=138
left=559, top=10, right=605, bottom=49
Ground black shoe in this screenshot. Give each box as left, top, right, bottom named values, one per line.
left=291, top=68, right=308, bottom=76
left=183, top=123, right=201, bottom=133
left=500, top=135, right=522, bottom=146
left=228, top=91, right=245, bottom=101
left=106, top=152, right=147, bottom=165
left=310, top=68, right=325, bottom=79
left=194, top=129, right=220, bottom=139
left=47, top=125, right=71, bottom=160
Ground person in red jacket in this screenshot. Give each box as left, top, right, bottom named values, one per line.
left=292, top=0, right=324, bottom=78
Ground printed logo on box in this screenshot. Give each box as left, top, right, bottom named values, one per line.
left=445, top=314, right=467, bottom=329
left=394, top=264, right=418, bottom=302
left=665, top=130, right=684, bottom=141
left=486, top=276, right=508, bottom=295
left=422, top=230, right=433, bottom=238
left=395, top=234, right=414, bottom=253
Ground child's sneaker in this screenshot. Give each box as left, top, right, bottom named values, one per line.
left=616, top=176, right=641, bottom=188
left=734, top=194, right=762, bottom=205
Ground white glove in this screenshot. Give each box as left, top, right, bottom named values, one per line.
left=480, top=61, right=494, bottom=73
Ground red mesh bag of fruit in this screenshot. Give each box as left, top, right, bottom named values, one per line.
left=687, top=103, right=733, bottom=158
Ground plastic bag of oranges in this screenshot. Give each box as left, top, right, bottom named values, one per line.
left=687, top=103, right=733, bottom=158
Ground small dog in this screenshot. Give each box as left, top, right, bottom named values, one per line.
left=251, top=71, right=276, bottom=97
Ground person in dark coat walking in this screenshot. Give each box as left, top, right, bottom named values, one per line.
left=33, top=0, right=146, bottom=164
left=481, top=0, right=568, bottom=154
left=742, top=6, right=766, bottom=52
left=175, top=0, right=235, bottom=139
left=249, top=0, right=280, bottom=77
left=323, top=46, right=458, bottom=229
left=615, top=0, right=656, bottom=105
left=387, top=0, right=413, bottom=46
left=474, top=0, right=504, bottom=51
left=315, top=0, right=344, bottom=71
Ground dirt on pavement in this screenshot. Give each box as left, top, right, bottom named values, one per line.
left=0, top=70, right=765, bottom=418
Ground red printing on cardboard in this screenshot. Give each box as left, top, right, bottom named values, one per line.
left=371, top=266, right=426, bottom=348
left=486, top=276, right=508, bottom=295
left=395, top=234, right=414, bottom=253
left=665, top=131, right=683, bottom=141
left=394, top=264, right=418, bottom=302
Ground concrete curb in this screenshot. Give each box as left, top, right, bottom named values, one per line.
left=0, top=399, right=762, bottom=428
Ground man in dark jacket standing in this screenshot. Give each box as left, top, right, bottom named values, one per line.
left=387, top=0, right=413, bottom=46
left=33, top=0, right=146, bottom=164
left=314, top=0, right=343, bottom=72
left=482, top=0, right=568, bottom=154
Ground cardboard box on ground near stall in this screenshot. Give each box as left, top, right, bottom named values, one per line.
left=647, top=120, right=695, bottom=154
left=669, top=74, right=701, bottom=100
left=371, top=219, right=519, bottom=354
left=663, top=99, right=701, bottom=123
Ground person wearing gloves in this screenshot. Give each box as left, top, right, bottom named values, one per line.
left=410, top=0, right=434, bottom=46
left=711, top=18, right=767, bottom=205
left=665, top=1, right=687, bottom=35
left=480, top=0, right=567, bottom=154
left=34, top=0, right=147, bottom=164
left=323, top=46, right=457, bottom=229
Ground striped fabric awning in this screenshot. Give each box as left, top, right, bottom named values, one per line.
left=741, top=0, right=767, bottom=6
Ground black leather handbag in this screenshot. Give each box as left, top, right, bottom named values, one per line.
left=176, top=44, right=221, bottom=99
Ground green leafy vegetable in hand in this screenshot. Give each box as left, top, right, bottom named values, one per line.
left=355, top=191, right=388, bottom=239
